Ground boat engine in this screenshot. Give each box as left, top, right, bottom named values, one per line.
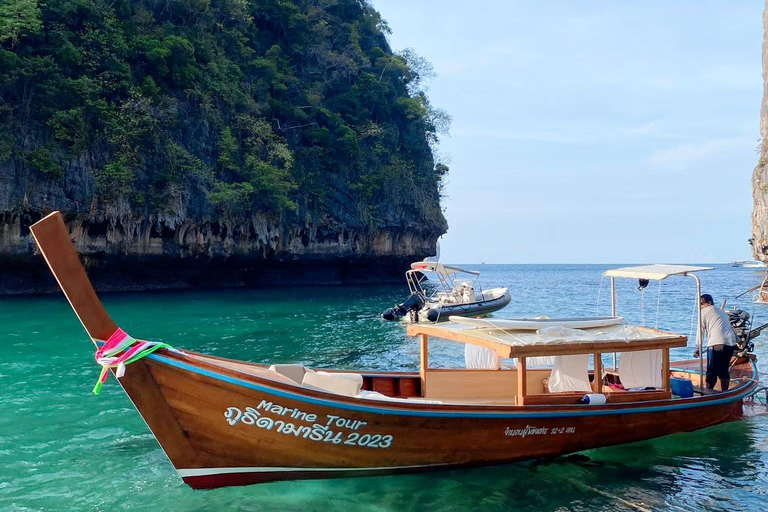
left=381, top=293, right=425, bottom=321
left=725, top=308, right=764, bottom=356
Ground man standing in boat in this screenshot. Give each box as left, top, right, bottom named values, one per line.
left=696, top=294, right=738, bottom=391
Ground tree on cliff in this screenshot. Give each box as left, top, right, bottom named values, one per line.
left=0, top=0, right=448, bottom=234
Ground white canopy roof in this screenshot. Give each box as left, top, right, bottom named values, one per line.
left=603, top=264, right=713, bottom=280
left=410, top=260, right=480, bottom=277
left=407, top=322, right=687, bottom=358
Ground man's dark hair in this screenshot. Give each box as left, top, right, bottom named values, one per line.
left=700, top=294, right=714, bottom=305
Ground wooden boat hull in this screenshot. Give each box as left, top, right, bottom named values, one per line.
left=27, top=211, right=760, bottom=490
left=128, top=350, right=757, bottom=489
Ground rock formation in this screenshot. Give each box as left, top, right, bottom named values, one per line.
left=0, top=0, right=448, bottom=294
left=0, top=154, right=443, bottom=294
left=752, top=0, right=768, bottom=261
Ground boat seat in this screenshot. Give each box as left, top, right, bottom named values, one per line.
left=302, top=370, right=363, bottom=397
left=268, top=364, right=308, bottom=384
left=459, top=282, right=475, bottom=302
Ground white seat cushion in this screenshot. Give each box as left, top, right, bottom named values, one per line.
left=268, top=364, right=308, bottom=384
left=302, top=370, right=363, bottom=397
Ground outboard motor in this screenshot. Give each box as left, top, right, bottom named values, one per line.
left=382, top=293, right=425, bottom=321
left=726, top=308, right=759, bottom=355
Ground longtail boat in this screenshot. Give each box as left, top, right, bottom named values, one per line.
left=30, top=212, right=761, bottom=489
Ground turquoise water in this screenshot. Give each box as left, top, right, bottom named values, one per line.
left=1, top=264, right=768, bottom=511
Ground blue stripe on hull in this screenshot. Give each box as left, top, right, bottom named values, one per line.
left=147, top=353, right=756, bottom=419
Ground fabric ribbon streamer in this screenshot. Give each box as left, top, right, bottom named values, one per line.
left=92, top=328, right=173, bottom=395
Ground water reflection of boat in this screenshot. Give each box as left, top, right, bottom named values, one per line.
left=381, top=260, right=511, bottom=323
left=30, top=213, right=762, bottom=489
left=730, top=260, right=766, bottom=268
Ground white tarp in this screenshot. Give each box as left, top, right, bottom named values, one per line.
left=464, top=344, right=502, bottom=370
left=548, top=354, right=592, bottom=392
left=618, top=350, right=662, bottom=389
left=475, top=324, right=664, bottom=348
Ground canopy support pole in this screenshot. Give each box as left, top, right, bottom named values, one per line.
left=688, top=273, right=703, bottom=389
left=419, top=334, right=428, bottom=396
left=662, top=348, right=670, bottom=391
left=611, top=277, right=617, bottom=371
left=517, top=357, right=527, bottom=405
left=593, top=353, right=603, bottom=393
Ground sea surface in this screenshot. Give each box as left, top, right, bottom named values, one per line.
left=1, top=264, right=768, bottom=511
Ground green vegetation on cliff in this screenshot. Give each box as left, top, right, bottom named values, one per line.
left=0, top=0, right=448, bottom=229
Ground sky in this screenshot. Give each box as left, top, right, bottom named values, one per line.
left=371, top=0, right=764, bottom=264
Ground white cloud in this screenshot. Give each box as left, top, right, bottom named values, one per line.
left=452, top=119, right=672, bottom=144
left=648, top=136, right=756, bottom=170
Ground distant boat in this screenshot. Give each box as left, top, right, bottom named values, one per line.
left=381, top=260, right=511, bottom=323
left=730, top=260, right=766, bottom=268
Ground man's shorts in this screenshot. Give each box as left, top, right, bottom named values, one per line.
left=706, top=344, right=735, bottom=388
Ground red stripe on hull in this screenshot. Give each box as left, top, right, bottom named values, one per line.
left=182, top=466, right=433, bottom=489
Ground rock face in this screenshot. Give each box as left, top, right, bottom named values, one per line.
left=0, top=0, right=450, bottom=294
left=0, top=155, right=444, bottom=294
left=753, top=0, right=768, bottom=260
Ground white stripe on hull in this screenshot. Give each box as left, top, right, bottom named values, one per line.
left=177, top=463, right=450, bottom=478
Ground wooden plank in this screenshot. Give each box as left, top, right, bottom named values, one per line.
left=396, top=377, right=421, bottom=398
left=522, top=393, right=584, bottom=405
left=605, top=389, right=671, bottom=402
left=407, top=324, right=513, bottom=357
left=29, top=212, right=117, bottom=341
left=423, top=369, right=517, bottom=399
left=505, top=337, right=687, bottom=357
left=523, top=389, right=672, bottom=405
left=371, top=377, right=395, bottom=396
left=419, top=334, right=428, bottom=397
left=517, top=357, right=527, bottom=405
left=592, top=353, right=602, bottom=393
left=661, top=348, right=670, bottom=391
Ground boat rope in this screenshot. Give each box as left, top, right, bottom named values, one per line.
left=596, top=276, right=604, bottom=316
left=688, top=295, right=697, bottom=343
left=92, top=328, right=174, bottom=395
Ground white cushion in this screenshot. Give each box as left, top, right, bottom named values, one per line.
left=268, top=364, right=308, bottom=384
left=319, top=371, right=364, bottom=388
left=302, top=370, right=362, bottom=397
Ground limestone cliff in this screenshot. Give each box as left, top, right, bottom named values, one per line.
left=752, top=0, right=768, bottom=260
left=0, top=154, right=443, bottom=294
left=0, top=0, right=448, bottom=293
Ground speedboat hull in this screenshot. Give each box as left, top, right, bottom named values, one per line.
left=383, top=288, right=512, bottom=323
left=423, top=289, right=512, bottom=322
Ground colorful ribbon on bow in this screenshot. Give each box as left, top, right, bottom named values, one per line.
left=92, top=328, right=173, bottom=395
